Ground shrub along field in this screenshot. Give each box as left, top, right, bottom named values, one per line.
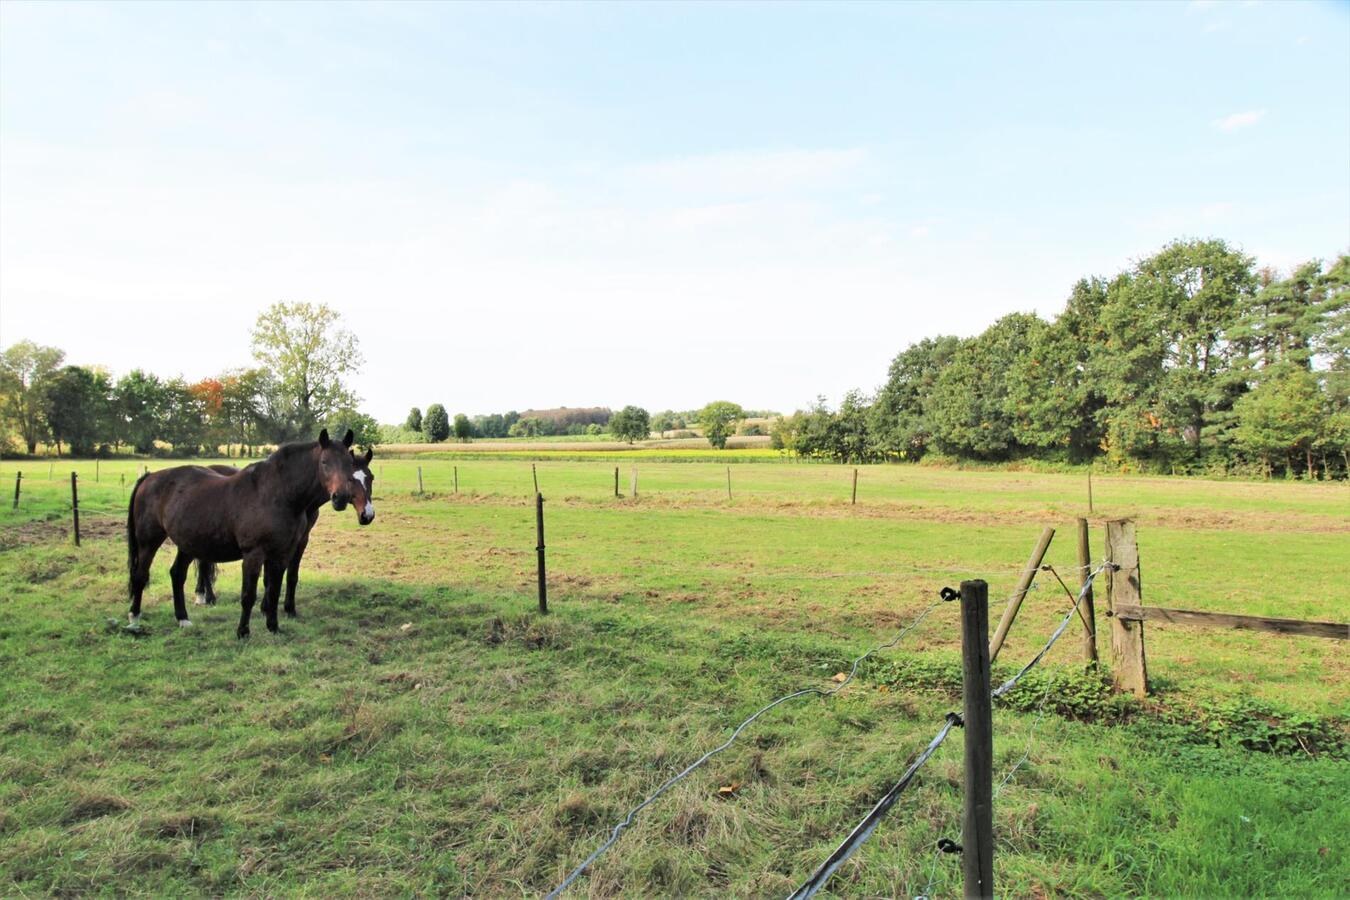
left=1, top=457, right=1346, bottom=896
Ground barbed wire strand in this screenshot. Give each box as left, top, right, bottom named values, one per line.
left=544, top=596, right=952, bottom=899
left=787, top=715, right=960, bottom=900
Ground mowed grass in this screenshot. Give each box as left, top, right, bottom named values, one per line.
left=1, top=457, right=1347, bottom=896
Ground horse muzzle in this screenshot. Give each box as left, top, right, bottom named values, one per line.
left=358, top=502, right=376, bottom=526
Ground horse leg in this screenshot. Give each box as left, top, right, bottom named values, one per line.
left=169, top=550, right=193, bottom=627
left=194, top=560, right=218, bottom=606
left=263, top=558, right=285, bottom=634
left=238, top=550, right=263, bottom=639
left=128, top=537, right=163, bottom=627
left=284, top=529, right=309, bottom=618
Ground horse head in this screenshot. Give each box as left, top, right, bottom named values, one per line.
left=317, top=428, right=362, bottom=514
left=351, top=446, right=375, bottom=526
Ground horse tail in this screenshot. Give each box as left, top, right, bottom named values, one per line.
left=126, top=472, right=149, bottom=598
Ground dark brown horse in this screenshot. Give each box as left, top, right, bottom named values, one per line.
left=193, top=448, right=376, bottom=617
left=126, top=429, right=371, bottom=637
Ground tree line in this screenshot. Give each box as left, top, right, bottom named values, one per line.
left=773, top=239, right=1349, bottom=478
left=0, top=302, right=372, bottom=457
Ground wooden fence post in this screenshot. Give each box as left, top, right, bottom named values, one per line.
left=535, top=492, right=548, bottom=614
left=614, top=466, right=619, bottom=498
left=532, top=464, right=539, bottom=495
left=852, top=468, right=858, bottom=505
left=417, top=466, right=424, bottom=495
left=12, top=471, right=20, bottom=510
left=454, top=465, right=458, bottom=494
left=1105, top=520, right=1148, bottom=697
left=1077, top=517, right=1098, bottom=665
left=70, top=472, right=81, bottom=547
left=988, top=526, right=1056, bottom=663
left=95, top=459, right=99, bottom=482
left=726, top=466, right=732, bottom=501
left=630, top=466, right=637, bottom=498
left=960, top=579, right=994, bottom=900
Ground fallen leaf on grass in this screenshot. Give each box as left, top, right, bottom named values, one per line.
left=716, top=781, right=742, bottom=799
left=831, top=672, right=848, bottom=683
left=400, top=623, right=413, bottom=632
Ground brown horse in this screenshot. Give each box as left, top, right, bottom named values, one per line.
left=193, top=447, right=376, bottom=617
left=126, top=429, right=371, bottom=637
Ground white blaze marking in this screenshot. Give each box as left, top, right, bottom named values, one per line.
left=352, top=470, right=367, bottom=488
left=194, top=593, right=208, bottom=606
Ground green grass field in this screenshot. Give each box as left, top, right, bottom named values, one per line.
left=1, top=456, right=1346, bottom=896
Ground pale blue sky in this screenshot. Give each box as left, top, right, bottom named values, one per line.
left=2, top=1, right=1347, bottom=420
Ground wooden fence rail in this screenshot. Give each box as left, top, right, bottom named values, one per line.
left=1111, top=605, right=1347, bottom=641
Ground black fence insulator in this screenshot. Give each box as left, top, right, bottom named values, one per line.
left=937, top=838, right=963, bottom=854
left=940, top=586, right=960, bottom=602
left=945, top=711, right=964, bottom=728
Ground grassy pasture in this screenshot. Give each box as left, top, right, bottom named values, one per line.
left=1, top=457, right=1346, bottom=896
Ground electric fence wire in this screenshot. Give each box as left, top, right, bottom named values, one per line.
left=992, top=561, right=1110, bottom=699
left=544, top=595, right=953, bottom=899
left=788, top=560, right=1112, bottom=900
left=786, top=714, right=962, bottom=900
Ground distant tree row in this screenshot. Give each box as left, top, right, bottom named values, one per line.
left=0, top=302, right=374, bottom=457
left=773, top=239, right=1349, bottom=478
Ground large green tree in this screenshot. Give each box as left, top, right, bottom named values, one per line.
left=697, top=401, right=743, bottom=450
left=113, top=369, right=170, bottom=453
left=1006, top=278, right=1108, bottom=460
left=928, top=313, right=1043, bottom=460
left=1233, top=368, right=1322, bottom=477
left=869, top=336, right=961, bottom=460
left=0, top=340, right=65, bottom=453
left=423, top=404, right=450, bottom=442
left=250, top=302, right=363, bottom=439
left=43, top=365, right=111, bottom=456
left=1097, top=239, right=1257, bottom=468
left=608, top=406, right=651, bottom=443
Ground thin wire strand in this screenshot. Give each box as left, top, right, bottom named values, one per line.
left=992, top=562, right=1108, bottom=699
left=545, top=598, right=950, bottom=899
left=787, top=717, right=960, bottom=900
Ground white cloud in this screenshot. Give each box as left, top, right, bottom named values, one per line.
left=1213, top=109, right=1267, bottom=131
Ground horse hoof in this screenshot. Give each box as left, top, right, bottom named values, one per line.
left=237, top=627, right=250, bottom=639
left=128, top=613, right=140, bottom=626
left=267, top=622, right=280, bottom=634
left=178, top=619, right=193, bottom=628
left=194, top=593, right=208, bottom=606
left=284, top=608, right=297, bottom=619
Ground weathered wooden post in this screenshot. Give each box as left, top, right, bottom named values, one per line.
left=726, top=466, right=732, bottom=501
left=417, top=466, right=424, bottom=495
left=852, top=468, right=858, bottom=505
left=1077, top=517, right=1098, bottom=665
left=960, top=579, right=994, bottom=899
left=454, top=465, right=458, bottom=494
left=70, top=472, right=81, bottom=547
left=1105, top=520, right=1148, bottom=697
left=12, top=470, right=21, bottom=510
left=630, top=466, right=637, bottom=498
left=989, top=526, right=1055, bottom=663
left=614, top=466, right=619, bottom=498
left=532, top=463, right=539, bottom=495
left=535, top=492, right=548, bottom=614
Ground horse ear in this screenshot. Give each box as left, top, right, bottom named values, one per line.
left=363, top=448, right=374, bottom=465
left=318, top=428, right=331, bottom=448
left=342, top=429, right=355, bottom=448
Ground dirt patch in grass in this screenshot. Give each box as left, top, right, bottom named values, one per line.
left=63, top=791, right=132, bottom=824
